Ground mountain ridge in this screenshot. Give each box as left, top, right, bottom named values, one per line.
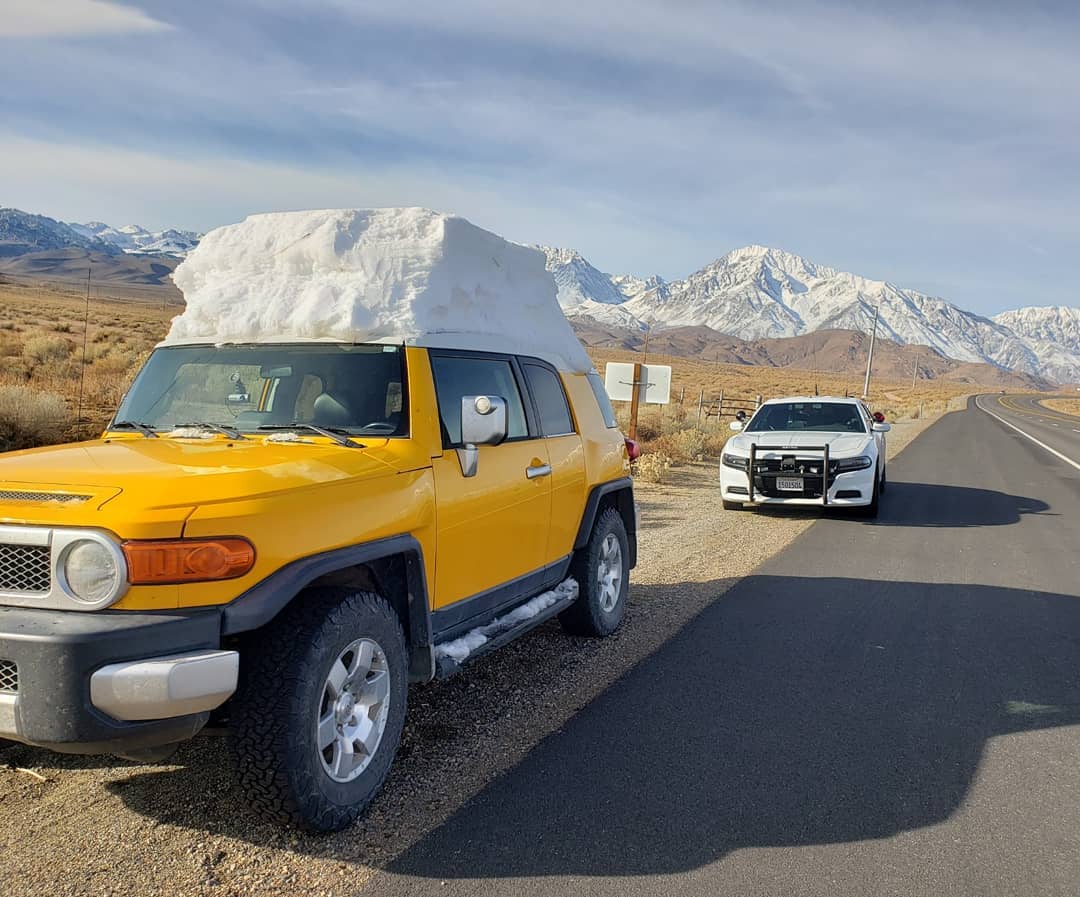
left=542, top=244, right=1079, bottom=383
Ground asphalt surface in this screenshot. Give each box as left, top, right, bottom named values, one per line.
left=979, top=393, right=1080, bottom=465
left=370, top=396, right=1080, bottom=896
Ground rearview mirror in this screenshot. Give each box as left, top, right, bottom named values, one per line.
left=457, top=395, right=508, bottom=477
left=872, top=422, right=891, bottom=433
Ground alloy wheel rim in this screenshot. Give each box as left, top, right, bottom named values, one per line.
left=316, top=637, right=390, bottom=783
left=597, top=533, right=623, bottom=613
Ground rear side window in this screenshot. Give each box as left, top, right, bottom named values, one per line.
left=587, top=372, right=618, bottom=428
left=430, top=354, right=529, bottom=446
left=523, top=364, right=574, bottom=436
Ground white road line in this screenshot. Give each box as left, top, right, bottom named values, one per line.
left=977, top=396, right=1080, bottom=473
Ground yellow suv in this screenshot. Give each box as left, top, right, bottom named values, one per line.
left=0, top=340, right=635, bottom=830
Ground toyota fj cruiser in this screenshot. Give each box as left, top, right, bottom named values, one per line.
left=0, top=340, right=636, bottom=831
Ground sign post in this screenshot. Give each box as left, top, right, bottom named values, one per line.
left=628, top=363, right=643, bottom=441
left=605, top=361, right=673, bottom=441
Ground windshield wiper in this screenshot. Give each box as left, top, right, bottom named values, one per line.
left=174, top=421, right=248, bottom=440
left=257, top=423, right=365, bottom=448
left=109, top=420, right=159, bottom=438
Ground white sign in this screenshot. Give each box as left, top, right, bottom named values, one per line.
left=604, top=362, right=672, bottom=405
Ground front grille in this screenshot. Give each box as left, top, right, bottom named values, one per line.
left=0, top=490, right=89, bottom=504
left=0, top=543, right=51, bottom=593
left=0, top=660, right=17, bottom=694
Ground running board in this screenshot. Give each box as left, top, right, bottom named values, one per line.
left=432, top=582, right=578, bottom=679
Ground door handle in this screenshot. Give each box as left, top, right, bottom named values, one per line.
left=526, top=463, right=552, bottom=480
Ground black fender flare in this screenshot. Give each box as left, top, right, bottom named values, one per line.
left=574, top=477, right=637, bottom=568
left=220, top=534, right=434, bottom=681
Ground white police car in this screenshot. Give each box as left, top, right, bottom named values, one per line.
left=720, top=396, right=890, bottom=516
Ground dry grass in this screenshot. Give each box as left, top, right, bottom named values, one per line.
left=1040, top=397, right=1080, bottom=417
left=0, top=282, right=174, bottom=443
left=586, top=346, right=978, bottom=472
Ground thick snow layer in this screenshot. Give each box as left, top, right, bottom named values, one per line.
left=433, top=578, right=579, bottom=664
left=166, top=208, right=592, bottom=373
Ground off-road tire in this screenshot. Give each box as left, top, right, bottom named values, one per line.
left=230, top=588, right=407, bottom=832
left=560, top=507, right=630, bottom=637
left=722, top=499, right=745, bottom=511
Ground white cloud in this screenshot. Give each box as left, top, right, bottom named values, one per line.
left=0, top=0, right=170, bottom=38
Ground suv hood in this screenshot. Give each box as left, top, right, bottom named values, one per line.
left=728, top=431, right=873, bottom=457
left=0, top=437, right=400, bottom=531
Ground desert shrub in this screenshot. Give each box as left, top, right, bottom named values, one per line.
left=633, top=452, right=673, bottom=484
left=22, top=335, right=73, bottom=365
left=0, top=337, right=22, bottom=358
left=0, top=385, right=71, bottom=451
left=0, top=357, right=30, bottom=380
left=91, top=350, right=136, bottom=375
left=53, top=322, right=73, bottom=333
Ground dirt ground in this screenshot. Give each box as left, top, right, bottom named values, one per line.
left=1, top=416, right=941, bottom=897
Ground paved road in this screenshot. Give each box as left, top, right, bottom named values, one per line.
left=372, top=397, right=1080, bottom=896
left=980, top=393, right=1080, bottom=465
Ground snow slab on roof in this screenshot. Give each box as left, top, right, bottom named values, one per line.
left=166, top=207, right=592, bottom=373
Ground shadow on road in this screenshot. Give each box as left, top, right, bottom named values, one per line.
left=869, top=482, right=1052, bottom=527
left=381, top=575, right=1080, bottom=881
left=749, top=481, right=1052, bottom=528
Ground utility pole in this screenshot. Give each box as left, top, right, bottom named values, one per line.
left=911, top=349, right=920, bottom=390
left=862, top=306, right=879, bottom=399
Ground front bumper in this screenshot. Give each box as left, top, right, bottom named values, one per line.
left=0, top=605, right=232, bottom=754
left=720, top=458, right=876, bottom=507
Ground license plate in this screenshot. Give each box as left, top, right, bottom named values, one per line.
left=776, top=477, right=804, bottom=491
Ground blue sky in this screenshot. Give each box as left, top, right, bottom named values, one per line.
left=2, top=0, right=1078, bottom=315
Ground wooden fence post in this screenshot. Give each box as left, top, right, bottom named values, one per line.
left=628, top=362, right=642, bottom=441
left=696, top=389, right=704, bottom=423
left=718, top=388, right=725, bottom=418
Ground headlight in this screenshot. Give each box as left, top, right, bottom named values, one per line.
left=722, top=452, right=749, bottom=470
left=61, top=539, right=124, bottom=605
left=834, top=455, right=873, bottom=472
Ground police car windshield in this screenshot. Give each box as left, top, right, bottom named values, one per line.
left=745, top=402, right=866, bottom=433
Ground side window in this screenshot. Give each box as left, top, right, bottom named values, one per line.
left=524, top=364, right=574, bottom=436
left=586, top=371, right=618, bottom=429
left=430, top=354, right=529, bottom=447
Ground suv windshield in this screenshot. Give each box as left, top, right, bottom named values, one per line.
left=113, top=343, right=407, bottom=436
left=745, top=401, right=866, bottom=434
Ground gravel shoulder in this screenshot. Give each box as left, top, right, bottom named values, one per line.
left=1, top=413, right=945, bottom=897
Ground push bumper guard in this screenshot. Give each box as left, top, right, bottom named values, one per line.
left=748, top=443, right=832, bottom=505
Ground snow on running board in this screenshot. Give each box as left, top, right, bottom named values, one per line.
left=434, top=578, right=579, bottom=664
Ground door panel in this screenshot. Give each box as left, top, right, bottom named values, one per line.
left=432, top=444, right=551, bottom=609
left=544, top=434, right=586, bottom=563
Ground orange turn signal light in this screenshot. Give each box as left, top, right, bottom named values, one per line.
left=123, top=538, right=256, bottom=584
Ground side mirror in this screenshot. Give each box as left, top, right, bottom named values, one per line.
left=457, top=395, right=508, bottom=477
left=729, top=420, right=744, bottom=431
left=872, top=422, right=891, bottom=433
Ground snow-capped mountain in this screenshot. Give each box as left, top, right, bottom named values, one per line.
left=992, top=307, right=1080, bottom=383
left=538, top=246, right=648, bottom=331
left=0, top=207, right=116, bottom=257
left=542, top=244, right=1080, bottom=383
left=994, top=307, right=1080, bottom=353
left=70, top=221, right=201, bottom=257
